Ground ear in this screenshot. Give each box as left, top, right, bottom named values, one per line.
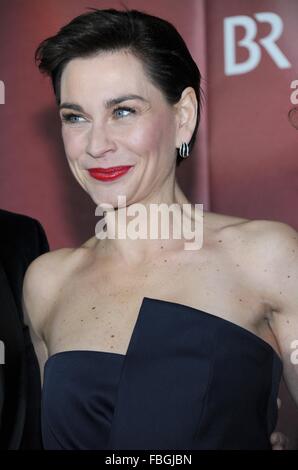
left=174, top=87, right=198, bottom=148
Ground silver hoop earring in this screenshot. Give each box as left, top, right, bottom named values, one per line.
left=179, top=142, right=190, bottom=158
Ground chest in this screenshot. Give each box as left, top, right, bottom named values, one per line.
left=44, top=249, right=272, bottom=355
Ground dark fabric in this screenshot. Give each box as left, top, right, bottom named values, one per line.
left=42, top=351, right=124, bottom=449
left=41, top=297, right=283, bottom=450
left=0, top=209, right=49, bottom=449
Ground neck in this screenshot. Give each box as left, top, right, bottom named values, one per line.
left=95, top=181, right=197, bottom=266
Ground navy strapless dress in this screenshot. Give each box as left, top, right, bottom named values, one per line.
left=41, top=297, right=282, bottom=450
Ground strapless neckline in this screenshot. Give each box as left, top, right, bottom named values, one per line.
left=42, top=296, right=283, bottom=450
left=45, top=296, right=282, bottom=367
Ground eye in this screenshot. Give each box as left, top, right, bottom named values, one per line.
left=113, top=106, right=135, bottom=118
left=61, top=113, right=86, bottom=124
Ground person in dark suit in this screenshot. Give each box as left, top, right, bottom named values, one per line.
left=0, top=209, right=49, bottom=449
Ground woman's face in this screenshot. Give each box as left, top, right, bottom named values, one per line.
left=59, top=50, right=180, bottom=207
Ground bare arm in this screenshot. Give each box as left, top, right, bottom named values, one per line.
left=22, top=247, right=76, bottom=386
left=22, top=253, right=51, bottom=386
left=257, top=222, right=298, bottom=406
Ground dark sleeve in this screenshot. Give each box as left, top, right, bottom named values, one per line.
left=0, top=211, right=50, bottom=449
left=23, top=219, right=50, bottom=268
left=0, top=216, right=50, bottom=320
left=20, top=323, right=43, bottom=449
left=20, top=218, right=49, bottom=449
left=34, top=219, right=50, bottom=257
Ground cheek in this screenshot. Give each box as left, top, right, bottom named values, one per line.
left=62, top=127, right=86, bottom=162
left=126, top=113, right=176, bottom=158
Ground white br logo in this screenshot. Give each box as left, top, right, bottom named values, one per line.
left=224, top=12, right=291, bottom=76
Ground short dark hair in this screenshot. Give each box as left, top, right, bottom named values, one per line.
left=35, top=8, right=203, bottom=166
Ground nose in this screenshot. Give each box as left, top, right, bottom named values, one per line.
left=86, top=122, right=116, bottom=158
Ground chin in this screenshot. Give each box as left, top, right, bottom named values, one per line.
left=89, top=192, right=129, bottom=210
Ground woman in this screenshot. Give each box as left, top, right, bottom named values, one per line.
left=22, top=8, right=298, bottom=450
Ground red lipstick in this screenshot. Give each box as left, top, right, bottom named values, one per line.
left=88, top=165, right=134, bottom=181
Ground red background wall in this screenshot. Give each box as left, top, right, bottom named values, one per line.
left=207, top=0, right=298, bottom=227
left=205, top=0, right=298, bottom=447
left=0, top=0, right=209, bottom=249
left=0, top=0, right=297, bottom=447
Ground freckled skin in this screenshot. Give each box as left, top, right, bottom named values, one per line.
left=22, top=48, right=298, bottom=414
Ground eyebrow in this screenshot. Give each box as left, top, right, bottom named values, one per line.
left=59, top=94, right=148, bottom=112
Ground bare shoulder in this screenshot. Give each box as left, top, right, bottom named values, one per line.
left=220, top=217, right=298, bottom=305
left=226, top=218, right=298, bottom=257
left=203, top=210, right=249, bottom=233
left=22, top=246, right=88, bottom=336
left=207, top=210, right=298, bottom=251
left=240, top=219, right=298, bottom=291
left=206, top=211, right=298, bottom=272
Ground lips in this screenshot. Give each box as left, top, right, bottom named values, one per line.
left=88, top=165, right=134, bottom=181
